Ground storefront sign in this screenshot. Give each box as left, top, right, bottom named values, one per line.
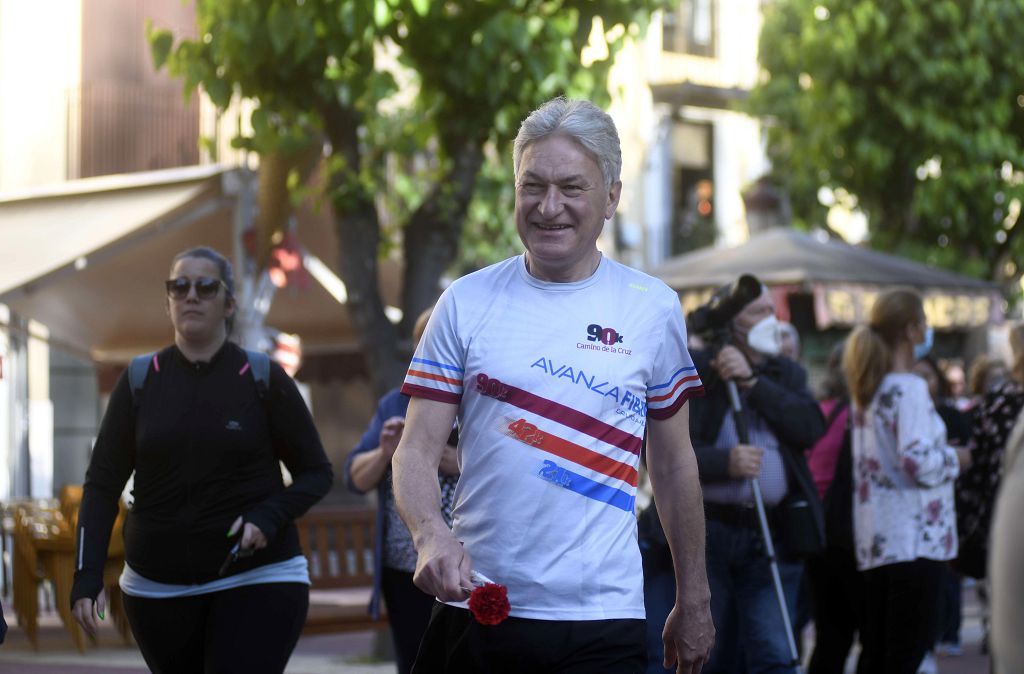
left=813, top=284, right=1000, bottom=329
left=677, top=283, right=1002, bottom=331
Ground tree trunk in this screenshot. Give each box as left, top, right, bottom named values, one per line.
left=399, top=134, right=487, bottom=337
left=324, top=102, right=404, bottom=397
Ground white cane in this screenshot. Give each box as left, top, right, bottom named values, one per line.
left=726, top=379, right=803, bottom=674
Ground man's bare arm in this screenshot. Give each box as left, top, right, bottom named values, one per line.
left=392, top=397, right=471, bottom=601
left=647, top=404, right=715, bottom=674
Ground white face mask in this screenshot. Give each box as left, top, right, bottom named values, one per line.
left=746, top=315, right=782, bottom=356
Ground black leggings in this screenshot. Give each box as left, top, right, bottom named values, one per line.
left=807, top=545, right=864, bottom=674
left=122, top=583, right=309, bottom=674
left=856, top=559, right=943, bottom=674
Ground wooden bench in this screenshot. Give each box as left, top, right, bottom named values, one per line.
left=295, top=506, right=389, bottom=634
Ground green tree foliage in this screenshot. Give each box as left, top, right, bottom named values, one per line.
left=750, top=0, right=1024, bottom=288
left=149, top=0, right=665, bottom=392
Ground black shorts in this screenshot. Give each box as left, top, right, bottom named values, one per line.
left=412, top=602, right=646, bottom=673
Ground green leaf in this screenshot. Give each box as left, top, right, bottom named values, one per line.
left=148, top=27, right=175, bottom=70
left=373, top=0, right=391, bottom=28
left=204, top=77, right=232, bottom=109
left=410, top=0, right=429, bottom=17
left=267, top=3, right=296, bottom=55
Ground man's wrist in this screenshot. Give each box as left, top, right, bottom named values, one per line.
left=411, top=520, right=455, bottom=549
left=676, top=589, right=712, bottom=607
left=675, top=571, right=711, bottom=603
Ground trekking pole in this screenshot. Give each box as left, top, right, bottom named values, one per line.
left=725, top=379, right=803, bottom=674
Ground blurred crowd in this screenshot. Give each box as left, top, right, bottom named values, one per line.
left=634, top=286, right=1022, bottom=674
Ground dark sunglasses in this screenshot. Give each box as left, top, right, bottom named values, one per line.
left=165, top=276, right=227, bottom=300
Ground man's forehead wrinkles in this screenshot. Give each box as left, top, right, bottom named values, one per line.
left=520, top=169, right=590, bottom=184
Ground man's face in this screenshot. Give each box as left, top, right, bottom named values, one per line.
left=514, top=134, right=621, bottom=281
left=732, top=288, right=776, bottom=338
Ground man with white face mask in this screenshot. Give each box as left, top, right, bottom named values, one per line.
left=643, top=279, right=824, bottom=674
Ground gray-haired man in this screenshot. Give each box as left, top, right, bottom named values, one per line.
left=393, top=98, right=714, bottom=673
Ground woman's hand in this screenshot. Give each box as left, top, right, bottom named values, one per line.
left=228, top=516, right=267, bottom=552
left=72, top=588, right=107, bottom=637
left=379, top=417, right=406, bottom=460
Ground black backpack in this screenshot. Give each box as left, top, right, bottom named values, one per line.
left=128, top=349, right=270, bottom=404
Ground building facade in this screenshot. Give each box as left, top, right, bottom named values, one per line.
left=0, top=0, right=216, bottom=500
left=608, top=0, right=770, bottom=271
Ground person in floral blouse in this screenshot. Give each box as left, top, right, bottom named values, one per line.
left=841, top=289, right=961, bottom=673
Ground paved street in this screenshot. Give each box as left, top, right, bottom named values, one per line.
left=0, top=582, right=993, bottom=673
left=0, top=611, right=395, bottom=673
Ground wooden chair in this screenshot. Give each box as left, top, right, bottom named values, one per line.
left=10, top=511, right=45, bottom=648
left=58, top=485, right=83, bottom=526
left=11, top=495, right=131, bottom=652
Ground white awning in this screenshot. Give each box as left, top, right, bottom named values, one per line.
left=0, top=165, right=400, bottom=361
left=0, top=165, right=227, bottom=295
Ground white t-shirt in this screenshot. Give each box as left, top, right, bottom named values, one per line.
left=402, top=254, right=702, bottom=620
left=852, top=372, right=959, bottom=571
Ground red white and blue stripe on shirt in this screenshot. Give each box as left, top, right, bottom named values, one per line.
left=401, top=361, right=700, bottom=513
left=647, top=365, right=703, bottom=419
left=402, top=357, right=464, bottom=404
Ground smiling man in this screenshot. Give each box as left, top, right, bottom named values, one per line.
left=392, top=98, right=714, bottom=673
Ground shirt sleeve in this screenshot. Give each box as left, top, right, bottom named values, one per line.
left=401, top=287, right=466, bottom=405
left=646, top=297, right=704, bottom=420
left=71, top=370, right=136, bottom=607
left=897, top=378, right=960, bottom=487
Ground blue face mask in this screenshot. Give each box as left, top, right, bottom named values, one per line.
left=913, top=326, right=934, bottom=360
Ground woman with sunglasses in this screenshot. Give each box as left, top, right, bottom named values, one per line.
left=70, top=246, right=333, bottom=673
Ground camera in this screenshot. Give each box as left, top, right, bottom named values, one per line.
left=687, top=273, right=763, bottom=343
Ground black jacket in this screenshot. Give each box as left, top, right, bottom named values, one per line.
left=689, top=349, right=826, bottom=540
left=639, top=350, right=825, bottom=552
left=71, top=342, right=333, bottom=605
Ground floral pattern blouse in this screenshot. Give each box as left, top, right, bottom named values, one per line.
left=958, top=381, right=1024, bottom=552
left=852, top=373, right=960, bottom=571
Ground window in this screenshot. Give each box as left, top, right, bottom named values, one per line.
left=663, top=0, right=716, bottom=57
left=671, top=122, right=716, bottom=255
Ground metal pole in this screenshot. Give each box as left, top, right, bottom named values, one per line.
left=725, top=379, right=803, bottom=673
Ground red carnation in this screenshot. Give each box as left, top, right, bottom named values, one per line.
left=468, top=582, right=510, bottom=625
